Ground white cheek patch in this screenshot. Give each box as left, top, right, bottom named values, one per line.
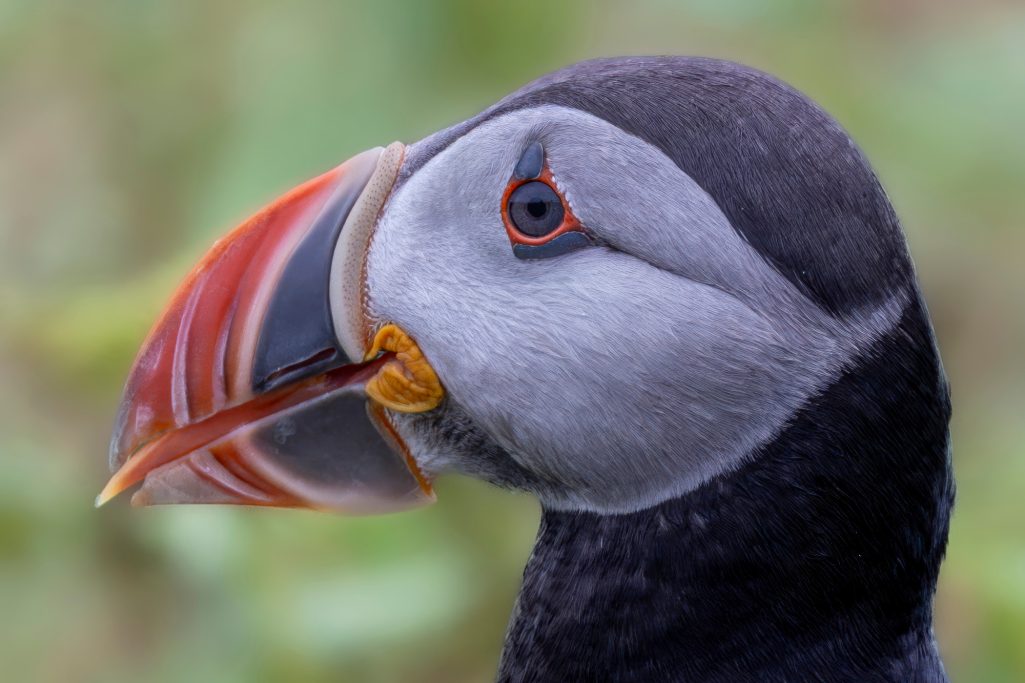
left=366, top=107, right=906, bottom=513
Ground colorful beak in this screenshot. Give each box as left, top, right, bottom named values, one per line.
left=98, top=143, right=437, bottom=513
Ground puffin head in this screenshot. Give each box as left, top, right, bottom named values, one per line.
left=100, top=57, right=948, bottom=530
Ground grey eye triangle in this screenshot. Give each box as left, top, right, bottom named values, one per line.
left=513, top=141, right=544, bottom=180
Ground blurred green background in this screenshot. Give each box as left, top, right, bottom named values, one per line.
left=1, top=1, right=1023, bottom=681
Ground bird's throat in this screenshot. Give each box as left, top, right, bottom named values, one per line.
left=497, top=298, right=952, bottom=683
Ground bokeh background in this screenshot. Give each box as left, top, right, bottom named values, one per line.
left=1, top=1, right=1023, bottom=681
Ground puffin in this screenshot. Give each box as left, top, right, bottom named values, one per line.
left=98, top=57, right=954, bottom=682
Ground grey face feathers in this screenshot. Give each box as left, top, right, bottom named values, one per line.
left=365, top=57, right=925, bottom=513
left=404, top=56, right=913, bottom=316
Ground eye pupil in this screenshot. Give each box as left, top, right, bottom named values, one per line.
left=507, top=181, right=564, bottom=237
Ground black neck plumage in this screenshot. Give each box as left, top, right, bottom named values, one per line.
left=497, top=297, right=953, bottom=683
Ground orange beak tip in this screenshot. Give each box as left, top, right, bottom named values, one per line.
left=94, top=489, right=115, bottom=509
left=95, top=468, right=133, bottom=508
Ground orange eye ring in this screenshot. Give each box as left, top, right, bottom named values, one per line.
left=500, top=156, right=590, bottom=259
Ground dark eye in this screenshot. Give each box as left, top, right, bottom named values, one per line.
left=506, top=181, right=564, bottom=237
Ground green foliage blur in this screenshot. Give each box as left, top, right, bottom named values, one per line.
left=1, top=1, right=1023, bottom=681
